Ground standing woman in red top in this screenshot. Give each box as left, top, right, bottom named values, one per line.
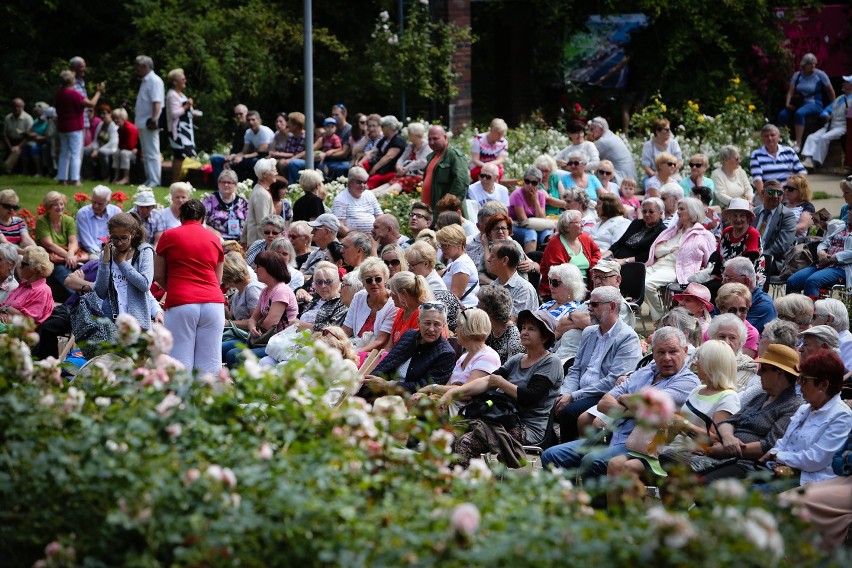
left=54, top=69, right=104, bottom=186
left=155, top=200, right=225, bottom=374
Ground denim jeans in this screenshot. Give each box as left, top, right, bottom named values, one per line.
left=512, top=226, right=551, bottom=247
left=778, top=101, right=822, bottom=126
left=541, top=440, right=628, bottom=480
left=556, top=395, right=603, bottom=443
left=785, top=265, right=845, bottom=297
left=57, top=129, right=83, bottom=182
left=286, top=158, right=307, bottom=184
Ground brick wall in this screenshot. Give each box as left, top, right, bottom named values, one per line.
left=447, top=0, right=471, bottom=134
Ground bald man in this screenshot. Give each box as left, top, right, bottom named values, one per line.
left=421, top=125, right=469, bottom=222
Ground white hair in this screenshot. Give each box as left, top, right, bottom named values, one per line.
left=814, top=298, right=850, bottom=332
left=660, top=183, right=685, bottom=200
left=135, top=55, right=154, bottom=70
left=590, top=285, right=622, bottom=309
left=707, top=313, right=747, bottom=347
left=652, top=326, right=687, bottom=349
left=91, top=185, right=112, bottom=200
left=547, top=263, right=587, bottom=302
left=678, top=197, right=705, bottom=225
left=724, top=257, right=756, bottom=285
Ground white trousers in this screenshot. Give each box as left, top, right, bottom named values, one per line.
left=114, top=149, right=137, bottom=170
left=56, top=130, right=83, bottom=182
left=644, top=264, right=677, bottom=322
left=801, top=125, right=846, bottom=165
left=138, top=127, right=161, bottom=186
left=165, top=302, right=225, bottom=375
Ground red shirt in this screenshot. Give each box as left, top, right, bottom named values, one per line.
left=156, top=221, right=225, bottom=309
left=119, top=121, right=140, bottom=151
left=54, top=88, right=85, bottom=133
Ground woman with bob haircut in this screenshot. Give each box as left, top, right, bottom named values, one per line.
left=590, top=193, right=631, bottom=252
left=539, top=209, right=600, bottom=298
left=386, top=270, right=433, bottom=349
left=607, top=339, right=741, bottom=504
left=341, top=256, right=398, bottom=352
left=0, top=245, right=54, bottom=326
left=437, top=224, right=479, bottom=308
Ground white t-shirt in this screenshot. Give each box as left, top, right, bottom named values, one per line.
left=449, top=346, right=501, bottom=385
left=332, top=189, right=383, bottom=234
left=135, top=71, right=165, bottom=123
left=160, top=207, right=181, bottom=231
left=467, top=181, right=510, bottom=208
left=244, top=125, right=275, bottom=150
left=111, top=260, right=128, bottom=314
left=288, top=268, right=304, bottom=291
left=443, top=253, right=479, bottom=307
left=462, top=218, right=478, bottom=238
left=342, top=290, right=398, bottom=337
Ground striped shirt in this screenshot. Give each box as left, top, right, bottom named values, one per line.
left=0, top=216, right=30, bottom=245
left=749, top=144, right=806, bottom=184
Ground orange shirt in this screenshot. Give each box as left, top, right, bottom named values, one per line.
left=421, top=150, right=445, bottom=208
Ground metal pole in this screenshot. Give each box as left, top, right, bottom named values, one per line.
left=399, top=0, right=406, bottom=120
left=304, top=0, right=314, bottom=170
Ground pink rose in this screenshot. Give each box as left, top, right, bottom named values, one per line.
left=450, top=503, right=481, bottom=537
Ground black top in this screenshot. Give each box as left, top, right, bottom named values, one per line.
left=230, top=123, right=250, bottom=155
left=292, top=192, right=325, bottom=223
left=608, top=219, right=665, bottom=263
left=373, top=134, right=407, bottom=175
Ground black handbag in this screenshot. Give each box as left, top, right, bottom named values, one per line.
left=70, top=292, right=118, bottom=359
left=460, top=389, right=520, bottom=428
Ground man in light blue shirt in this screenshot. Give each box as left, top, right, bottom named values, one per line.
left=76, top=184, right=121, bottom=259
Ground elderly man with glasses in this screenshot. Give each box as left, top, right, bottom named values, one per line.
left=752, top=179, right=797, bottom=269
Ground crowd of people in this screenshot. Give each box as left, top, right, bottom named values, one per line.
left=2, top=53, right=852, bottom=548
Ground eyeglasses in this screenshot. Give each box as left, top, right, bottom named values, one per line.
left=783, top=185, right=798, bottom=192
left=566, top=161, right=582, bottom=167
left=548, top=279, right=562, bottom=288
left=219, top=180, right=236, bottom=186
left=596, top=170, right=612, bottom=176
left=409, top=212, right=429, bottom=221
left=479, top=173, right=492, bottom=180
left=364, top=276, right=384, bottom=285
left=421, top=301, right=445, bottom=312
left=491, top=225, right=510, bottom=234
left=797, top=374, right=820, bottom=384
left=665, top=162, right=677, bottom=167
left=288, top=233, right=305, bottom=239
left=688, top=163, right=703, bottom=168
left=263, top=230, right=282, bottom=236
left=523, top=179, right=539, bottom=185
left=313, top=278, right=333, bottom=287
left=0, top=203, right=19, bottom=210
left=725, top=306, right=749, bottom=315
left=384, top=258, right=401, bottom=267
left=110, top=235, right=132, bottom=243
left=765, top=189, right=784, bottom=197
left=587, top=301, right=609, bottom=308
left=591, top=273, right=616, bottom=281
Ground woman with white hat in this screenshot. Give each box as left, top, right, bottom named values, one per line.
left=718, top=197, right=764, bottom=281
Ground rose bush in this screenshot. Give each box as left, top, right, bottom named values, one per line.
left=0, top=319, right=841, bottom=566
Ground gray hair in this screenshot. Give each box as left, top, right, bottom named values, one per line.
left=557, top=209, right=583, bottom=234
left=563, top=187, right=591, bottom=210
left=218, top=169, right=238, bottom=184
left=407, top=122, right=426, bottom=137
left=761, top=319, right=799, bottom=349
left=342, top=270, right=364, bottom=294
left=524, top=166, right=542, bottom=182
left=590, top=285, right=623, bottom=309
left=260, top=214, right=287, bottom=232
left=476, top=285, right=513, bottom=323
left=69, top=56, right=85, bottom=70
left=724, top=256, right=756, bottom=285
left=642, top=197, right=665, bottom=214
left=718, top=145, right=740, bottom=162
left=533, top=154, right=558, bottom=172
left=0, top=242, right=19, bottom=265
left=419, top=303, right=447, bottom=323
left=346, top=231, right=373, bottom=257
left=801, top=325, right=840, bottom=352
left=134, top=55, right=154, bottom=70
left=761, top=123, right=780, bottom=136
left=800, top=53, right=817, bottom=66
left=477, top=200, right=508, bottom=224
left=547, top=263, right=587, bottom=302
left=254, top=157, right=277, bottom=178
left=678, top=197, right=705, bottom=225
left=348, top=165, right=368, bottom=182
left=774, top=294, right=814, bottom=327
left=289, top=220, right=312, bottom=237
left=564, top=151, right=587, bottom=162
left=380, top=115, right=402, bottom=132
left=660, top=183, right=685, bottom=201
left=588, top=117, right=609, bottom=131
left=660, top=307, right=701, bottom=346
left=814, top=298, right=850, bottom=332
left=91, top=185, right=112, bottom=200
left=652, top=326, right=688, bottom=350
left=707, top=313, right=747, bottom=348
left=268, top=237, right=297, bottom=268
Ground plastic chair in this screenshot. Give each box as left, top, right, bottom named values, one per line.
left=619, top=262, right=647, bottom=332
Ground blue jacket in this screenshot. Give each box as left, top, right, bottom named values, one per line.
left=747, top=287, right=776, bottom=334
left=94, top=242, right=157, bottom=330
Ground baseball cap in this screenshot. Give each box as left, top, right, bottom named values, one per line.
left=308, top=213, right=340, bottom=234
left=592, top=259, right=621, bottom=274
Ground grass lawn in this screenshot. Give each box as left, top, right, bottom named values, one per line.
left=0, top=175, right=211, bottom=214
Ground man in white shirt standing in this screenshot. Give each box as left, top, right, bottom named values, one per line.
left=134, top=55, right=165, bottom=187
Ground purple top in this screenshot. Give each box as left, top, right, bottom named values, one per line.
left=202, top=192, right=250, bottom=240
left=508, top=187, right=546, bottom=220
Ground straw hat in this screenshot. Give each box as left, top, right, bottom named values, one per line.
left=754, top=344, right=800, bottom=375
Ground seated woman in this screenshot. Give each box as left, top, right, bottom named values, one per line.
left=713, top=282, right=760, bottom=358
left=785, top=215, right=852, bottom=298
left=0, top=243, right=19, bottom=304
left=404, top=240, right=446, bottom=295
left=563, top=187, right=598, bottom=232
left=706, top=313, right=757, bottom=392
left=221, top=252, right=264, bottom=344
left=413, top=307, right=501, bottom=404
left=679, top=153, right=715, bottom=193
left=595, top=160, right=618, bottom=194
left=477, top=285, right=524, bottom=364
left=703, top=198, right=763, bottom=296
left=246, top=215, right=287, bottom=267
left=783, top=174, right=815, bottom=237
left=387, top=271, right=433, bottom=349
left=774, top=294, right=815, bottom=333
left=711, top=145, right=753, bottom=208
left=295, top=261, right=347, bottom=332
left=778, top=53, right=835, bottom=150
left=535, top=154, right=567, bottom=216
left=560, top=151, right=603, bottom=206
left=202, top=170, right=249, bottom=242
left=759, top=350, right=851, bottom=488
left=644, top=197, right=716, bottom=322
left=361, top=302, right=455, bottom=396
left=672, top=282, right=713, bottom=333
left=556, top=121, right=599, bottom=173
left=645, top=152, right=681, bottom=193
left=94, top=213, right=158, bottom=329
left=641, top=118, right=683, bottom=186
left=0, top=246, right=54, bottom=327
left=372, top=122, right=430, bottom=196
left=589, top=193, right=630, bottom=252
left=509, top=166, right=552, bottom=253
left=35, top=191, right=84, bottom=294
left=697, top=344, right=803, bottom=485
left=0, top=189, right=36, bottom=254
left=539, top=263, right=585, bottom=319
left=267, top=237, right=304, bottom=291
left=436, top=224, right=479, bottom=308
left=439, top=309, right=563, bottom=467
left=362, top=115, right=405, bottom=189
left=223, top=251, right=296, bottom=367
left=606, top=340, right=741, bottom=505
left=469, top=118, right=509, bottom=181
left=341, top=257, right=398, bottom=352
left=539, top=210, right=600, bottom=299
left=381, top=244, right=408, bottom=278
left=603, top=197, right=666, bottom=265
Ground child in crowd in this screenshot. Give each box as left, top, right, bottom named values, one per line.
left=618, top=177, right=641, bottom=218
left=316, top=117, right=342, bottom=176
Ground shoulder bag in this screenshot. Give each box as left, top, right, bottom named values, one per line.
left=459, top=388, right=520, bottom=429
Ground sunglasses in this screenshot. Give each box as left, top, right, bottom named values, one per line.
left=0, top=203, right=19, bottom=211
left=313, top=278, right=333, bottom=287
left=384, top=258, right=401, bottom=267
left=364, top=276, right=384, bottom=285
left=409, top=212, right=429, bottom=221
left=596, top=170, right=612, bottom=176
left=548, top=279, right=562, bottom=288
left=566, top=161, right=582, bottom=167
left=725, top=306, right=749, bottom=315
left=796, top=374, right=820, bottom=384
left=688, top=163, right=703, bottom=168
left=765, top=189, right=784, bottom=197
left=665, top=162, right=677, bottom=167
left=783, top=185, right=798, bottom=192
left=264, top=230, right=282, bottom=236
left=479, top=173, right=492, bottom=180
left=421, top=301, right=445, bottom=312
left=523, top=179, right=539, bottom=185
